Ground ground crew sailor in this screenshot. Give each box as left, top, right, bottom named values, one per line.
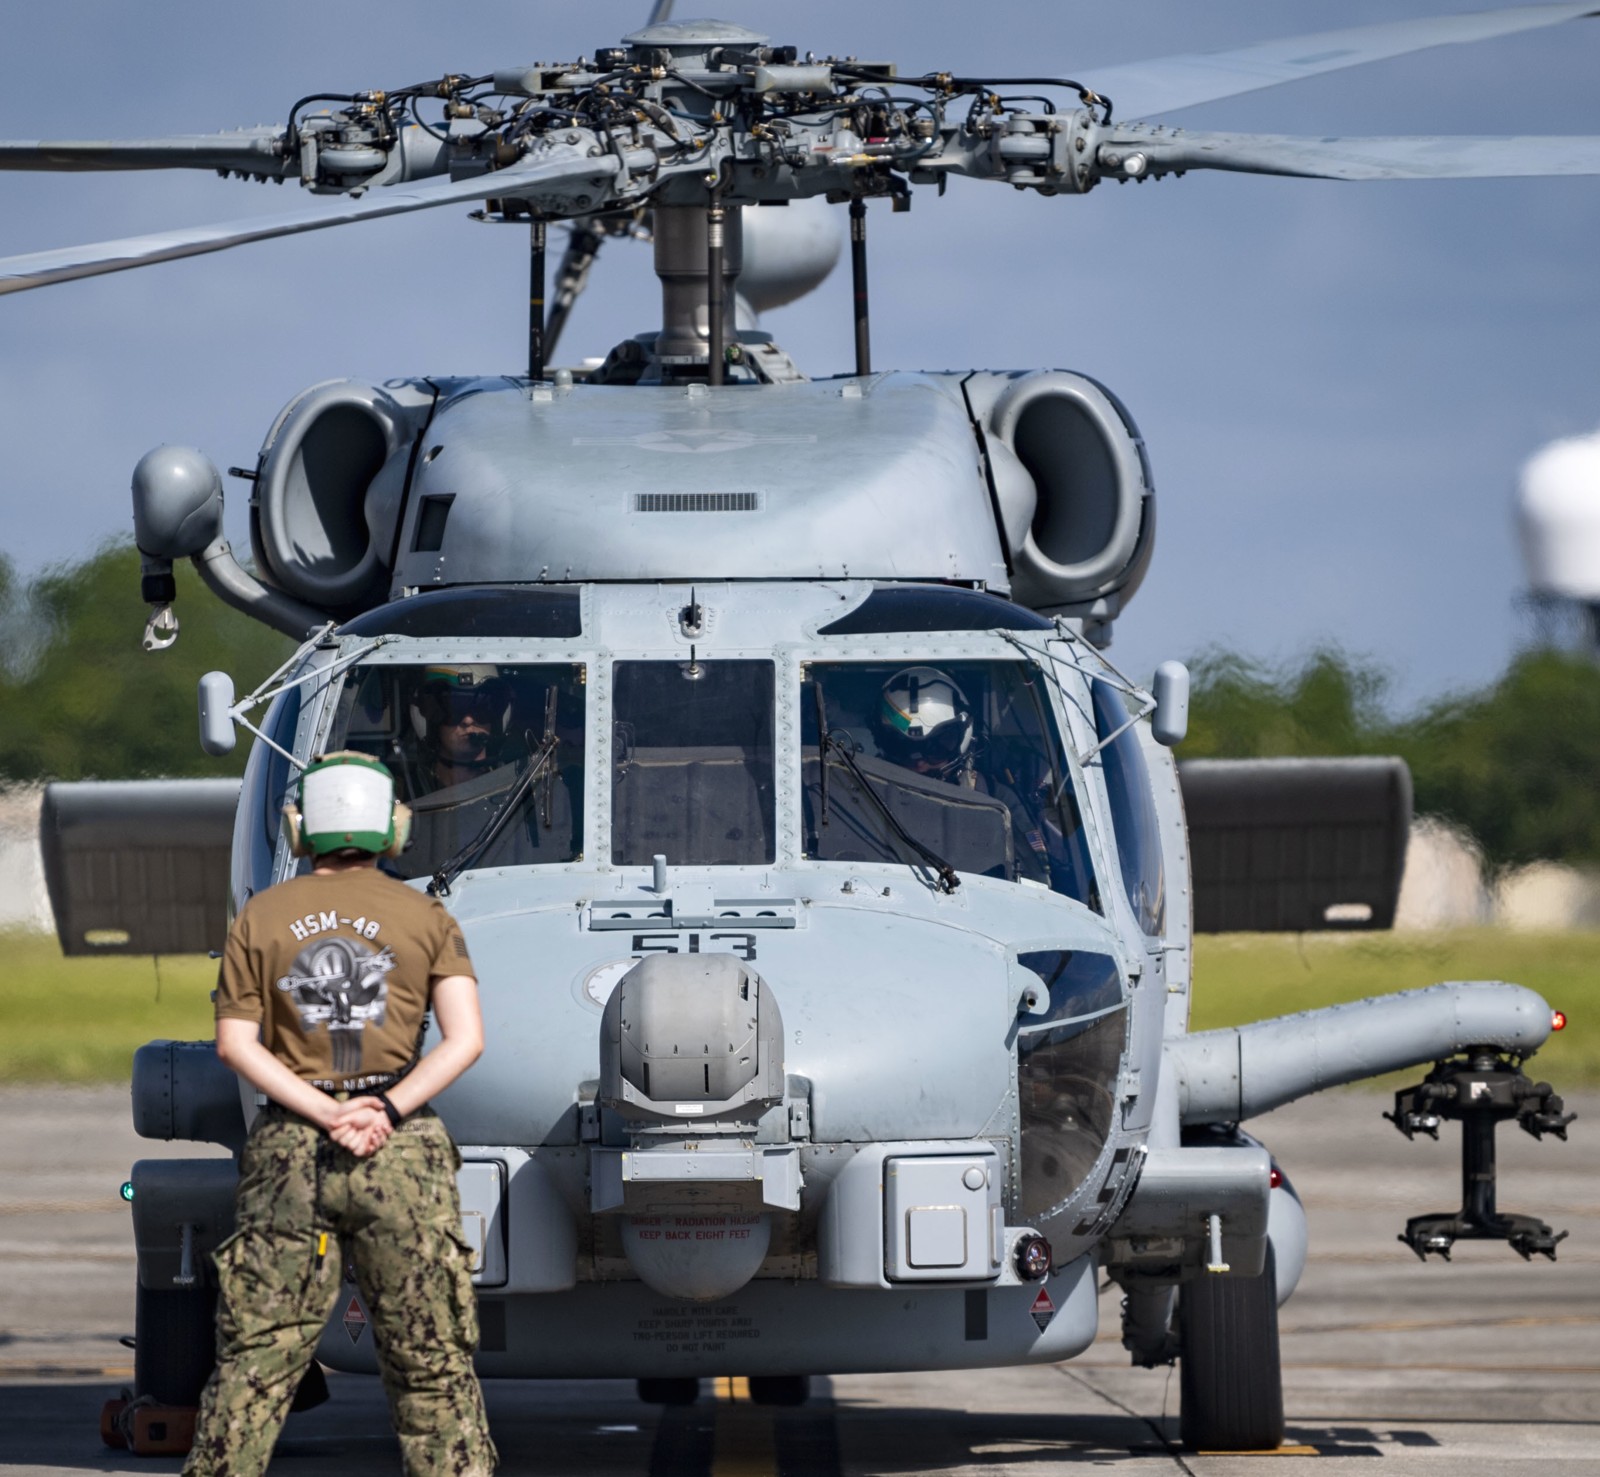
left=184, top=751, right=497, bottom=1477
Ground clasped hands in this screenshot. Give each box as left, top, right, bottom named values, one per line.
left=324, top=1096, right=396, bottom=1157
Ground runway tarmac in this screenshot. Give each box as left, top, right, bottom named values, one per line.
left=2, top=1083, right=1596, bottom=1475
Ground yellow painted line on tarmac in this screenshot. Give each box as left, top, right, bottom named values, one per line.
left=711, top=1375, right=776, bottom=1477
left=0, top=1362, right=133, bottom=1379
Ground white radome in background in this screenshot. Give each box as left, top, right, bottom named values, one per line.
left=1516, top=427, right=1600, bottom=601
left=736, top=196, right=842, bottom=319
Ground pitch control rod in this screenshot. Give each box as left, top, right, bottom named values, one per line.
left=528, top=216, right=547, bottom=383
left=850, top=197, right=871, bottom=377
left=706, top=182, right=726, bottom=387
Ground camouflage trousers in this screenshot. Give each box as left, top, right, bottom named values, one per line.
left=183, top=1106, right=497, bottom=1477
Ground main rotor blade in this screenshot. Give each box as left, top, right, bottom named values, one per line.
left=0, top=131, right=290, bottom=175
left=0, top=153, right=616, bottom=296
left=1104, top=129, right=1600, bottom=181
left=1090, top=3, right=1600, bottom=121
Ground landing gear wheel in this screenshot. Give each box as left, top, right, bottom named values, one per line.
left=1178, top=1244, right=1284, bottom=1452
left=637, top=1377, right=701, bottom=1406
left=134, top=1282, right=217, bottom=1408
left=748, top=1375, right=810, bottom=1406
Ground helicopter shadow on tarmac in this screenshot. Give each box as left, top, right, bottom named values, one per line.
left=0, top=1371, right=1390, bottom=1474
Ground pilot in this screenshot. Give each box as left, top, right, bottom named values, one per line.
left=186, top=752, right=496, bottom=1477
left=877, top=665, right=1061, bottom=887
left=400, top=663, right=584, bottom=876
left=399, top=664, right=542, bottom=874
left=878, top=666, right=979, bottom=786
left=409, top=664, right=516, bottom=792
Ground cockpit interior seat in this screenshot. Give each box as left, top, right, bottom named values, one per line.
left=613, top=745, right=774, bottom=866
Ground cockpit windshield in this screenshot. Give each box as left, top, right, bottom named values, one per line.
left=801, top=660, right=1100, bottom=906
left=611, top=660, right=776, bottom=866
left=324, top=662, right=586, bottom=881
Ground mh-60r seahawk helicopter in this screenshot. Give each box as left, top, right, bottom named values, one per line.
left=7, top=2, right=1593, bottom=1456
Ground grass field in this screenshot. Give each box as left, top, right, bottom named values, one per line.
left=1190, top=929, right=1598, bottom=1088
left=0, top=930, right=215, bottom=1082
left=0, top=926, right=1594, bottom=1086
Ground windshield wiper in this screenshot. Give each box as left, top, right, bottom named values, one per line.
left=812, top=679, right=831, bottom=831
left=819, top=729, right=961, bottom=895
left=427, top=733, right=560, bottom=897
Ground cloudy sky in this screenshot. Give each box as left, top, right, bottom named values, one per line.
left=2, top=1, right=1597, bottom=706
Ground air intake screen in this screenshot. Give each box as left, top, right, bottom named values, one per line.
left=634, top=491, right=760, bottom=513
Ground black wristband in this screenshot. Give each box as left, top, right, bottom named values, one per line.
left=373, top=1090, right=405, bottom=1129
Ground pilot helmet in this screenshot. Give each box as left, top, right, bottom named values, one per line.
left=282, top=750, right=412, bottom=858
left=879, top=666, right=973, bottom=778
left=408, top=664, right=514, bottom=750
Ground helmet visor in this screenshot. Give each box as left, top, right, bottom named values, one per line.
left=900, top=723, right=968, bottom=767
left=434, top=687, right=504, bottom=726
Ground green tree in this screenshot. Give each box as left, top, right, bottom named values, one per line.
left=1397, top=649, right=1600, bottom=870
left=1180, top=646, right=1388, bottom=760
left=0, top=542, right=292, bottom=781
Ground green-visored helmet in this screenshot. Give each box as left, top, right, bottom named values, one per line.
left=286, top=750, right=407, bottom=858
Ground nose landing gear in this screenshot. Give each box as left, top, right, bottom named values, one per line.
left=1386, top=1049, right=1575, bottom=1262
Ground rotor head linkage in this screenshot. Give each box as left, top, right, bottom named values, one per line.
left=707, top=184, right=727, bottom=387
left=528, top=216, right=547, bottom=383
left=850, top=197, right=870, bottom=378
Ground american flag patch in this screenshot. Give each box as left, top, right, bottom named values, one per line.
left=1026, top=828, right=1047, bottom=855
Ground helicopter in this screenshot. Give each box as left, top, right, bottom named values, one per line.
left=4, top=1, right=1591, bottom=1458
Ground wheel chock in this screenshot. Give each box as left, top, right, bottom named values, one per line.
left=100, top=1397, right=129, bottom=1449
left=112, top=1401, right=198, bottom=1456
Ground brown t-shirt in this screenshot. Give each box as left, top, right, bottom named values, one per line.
left=216, top=868, right=475, bottom=1086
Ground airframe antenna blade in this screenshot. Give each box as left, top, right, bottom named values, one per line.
left=1088, top=3, right=1600, bottom=121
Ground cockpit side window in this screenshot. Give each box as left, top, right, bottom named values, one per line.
left=1090, top=681, right=1167, bottom=937
left=233, top=683, right=303, bottom=905
left=323, top=661, right=586, bottom=881
left=611, top=660, right=776, bottom=866
left=801, top=660, right=1100, bottom=907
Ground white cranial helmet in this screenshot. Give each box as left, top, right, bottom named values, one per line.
left=281, top=750, right=412, bottom=858
left=879, top=666, right=973, bottom=776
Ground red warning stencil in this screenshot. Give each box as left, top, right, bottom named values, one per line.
left=1029, top=1285, right=1056, bottom=1332
left=343, top=1295, right=368, bottom=1344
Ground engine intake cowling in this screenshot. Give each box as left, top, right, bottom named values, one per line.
left=970, top=370, right=1156, bottom=623
left=251, top=380, right=416, bottom=610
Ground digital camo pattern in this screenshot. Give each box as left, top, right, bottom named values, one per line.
left=274, top=937, right=396, bottom=1076
left=184, top=1107, right=495, bottom=1477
